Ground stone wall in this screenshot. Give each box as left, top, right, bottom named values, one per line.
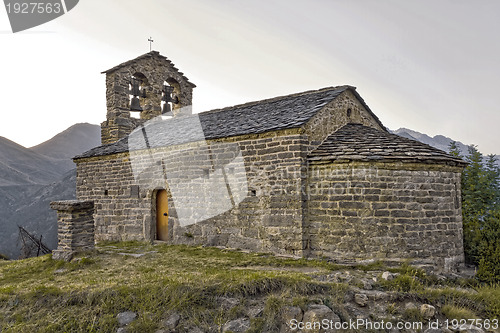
left=76, top=129, right=309, bottom=256
left=303, top=90, right=385, bottom=151
left=50, top=200, right=95, bottom=261
left=75, top=82, right=465, bottom=271
left=306, top=161, right=464, bottom=272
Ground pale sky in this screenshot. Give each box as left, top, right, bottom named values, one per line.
left=0, top=0, right=499, bottom=154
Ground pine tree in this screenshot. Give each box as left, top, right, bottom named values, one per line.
left=461, top=145, right=485, bottom=264
left=452, top=143, right=500, bottom=281
left=448, top=141, right=462, bottom=158
left=477, top=209, right=500, bottom=283
left=485, top=154, right=500, bottom=208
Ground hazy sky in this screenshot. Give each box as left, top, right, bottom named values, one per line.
left=0, top=0, right=499, bottom=154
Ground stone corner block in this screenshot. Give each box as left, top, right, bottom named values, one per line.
left=50, top=200, right=94, bottom=212
left=52, top=250, right=74, bottom=262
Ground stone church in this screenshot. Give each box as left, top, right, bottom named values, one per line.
left=54, top=51, right=467, bottom=272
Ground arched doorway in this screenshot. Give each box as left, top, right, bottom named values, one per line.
left=156, top=189, right=169, bottom=241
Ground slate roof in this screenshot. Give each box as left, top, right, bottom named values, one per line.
left=76, top=86, right=381, bottom=159
left=101, top=51, right=196, bottom=88
left=308, top=123, right=466, bottom=166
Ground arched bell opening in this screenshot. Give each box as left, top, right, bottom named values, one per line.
left=161, top=78, right=181, bottom=116
left=128, top=72, right=150, bottom=119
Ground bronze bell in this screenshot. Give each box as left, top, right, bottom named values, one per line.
left=162, top=102, right=172, bottom=115
left=130, top=96, right=142, bottom=111
left=130, top=78, right=141, bottom=96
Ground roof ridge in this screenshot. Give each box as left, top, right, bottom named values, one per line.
left=199, top=85, right=354, bottom=115
left=101, top=51, right=196, bottom=87
left=101, top=51, right=160, bottom=74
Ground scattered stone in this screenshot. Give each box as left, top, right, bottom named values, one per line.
left=117, top=251, right=157, bottom=258
left=405, top=302, right=417, bottom=310
left=52, top=250, right=73, bottom=262
left=222, top=318, right=250, bottom=333
left=280, top=306, right=303, bottom=333
left=117, top=311, right=137, bottom=326
left=362, top=279, right=373, bottom=290
left=247, top=305, right=264, bottom=318
left=363, top=290, right=390, bottom=302
left=420, top=304, right=435, bottom=319
left=116, top=327, right=128, bottom=333
left=381, top=271, right=394, bottom=281
left=423, top=328, right=455, bottom=333
left=344, top=303, right=369, bottom=320
left=456, top=326, right=485, bottom=333
left=217, top=297, right=240, bottom=311
left=186, top=328, right=204, bottom=333
left=71, top=257, right=87, bottom=263
left=354, top=293, right=369, bottom=307
left=302, top=304, right=341, bottom=332
left=336, top=271, right=353, bottom=283
left=161, top=312, right=180, bottom=330
left=358, top=259, right=376, bottom=265
left=54, top=268, right=67, bottom=274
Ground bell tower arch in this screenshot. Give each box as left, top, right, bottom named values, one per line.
left=100, top=51, right=196, bottom=145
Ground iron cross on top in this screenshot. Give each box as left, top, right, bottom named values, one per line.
left=148, top=37, right=154, bottom=51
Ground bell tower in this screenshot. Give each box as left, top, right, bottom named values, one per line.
left=100, top=51, right=196, bottom=145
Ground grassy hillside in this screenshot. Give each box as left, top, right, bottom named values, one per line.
left=0, top=243, right=499, bottom=333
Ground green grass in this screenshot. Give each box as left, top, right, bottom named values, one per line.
left=441, top=304, right=477, bottom=320
left=1, top=243, right=499, bottom=332
left=377, top=265, right=500, bottom=319
left=0, top=243, right=343, bottom=332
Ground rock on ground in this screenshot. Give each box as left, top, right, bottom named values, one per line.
left=222, top=318, right=251, bottom=333
left=280, top=306, right=303, bottom=333
left=420, top=304, right=436, bottom=319
left=302, top=304, right=341, bottom=333
left=116, top=311, right=137, bottom=326
left=161, top=312, right=180, bottom=330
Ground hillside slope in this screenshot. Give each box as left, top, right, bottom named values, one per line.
left=0, top=137, right=63, bottom=186
left=0, top=243, right=498, bottom=333
left=393, top=128, right=499, bottom=166
left=0, top=123, right=99, bottom=259
left=30, top=123, right=101, bottom=170
left=0, top=170, right=76, bottom=259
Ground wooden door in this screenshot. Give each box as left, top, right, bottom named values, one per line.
left=156, top=190, right=168, bottom=241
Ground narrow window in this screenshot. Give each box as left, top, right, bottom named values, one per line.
left=130, top=185, right=140, bottom=198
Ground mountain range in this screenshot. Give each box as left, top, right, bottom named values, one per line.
left=393, top=128, right=500, bottom=167
left=0, top=123, right=497, bottom=259
left=0, top=123, right=100, bottom=259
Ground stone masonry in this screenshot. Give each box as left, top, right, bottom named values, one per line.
left=100, top=51, right=195, bottom=145
left=63, top=52, right=467, bottom=272
left=50, top=200, right=95, bottom=261
left=306, top=162, right=464, bottom=272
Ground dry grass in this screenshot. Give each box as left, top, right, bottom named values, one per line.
left=0, top=242, right=499, bottom=332
left=0, top=242, right=343, bottom=332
